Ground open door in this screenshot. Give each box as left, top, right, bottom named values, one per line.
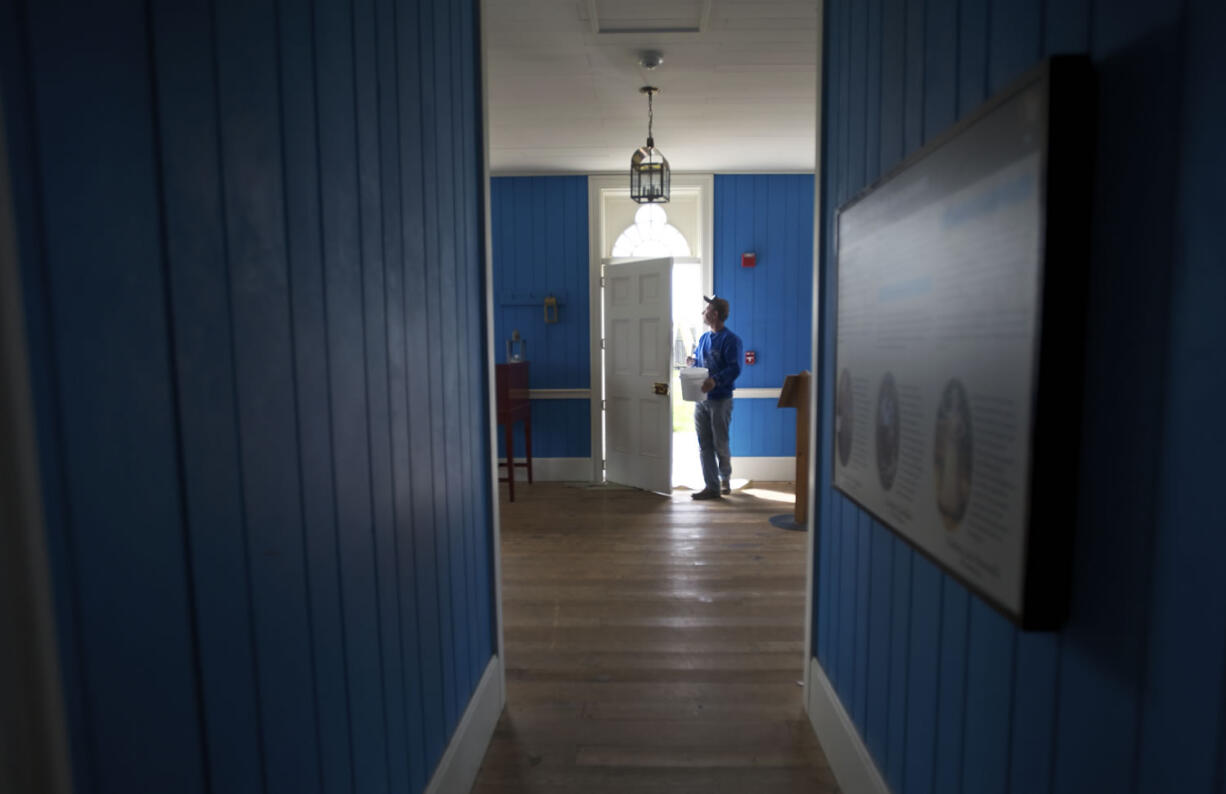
left=604, top=256, right=672, bottom=493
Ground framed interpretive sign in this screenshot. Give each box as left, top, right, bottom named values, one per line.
left=832, top=57, right=1093, bottom=629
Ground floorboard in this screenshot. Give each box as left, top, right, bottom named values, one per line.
left=472, top=482, right=839, bottom=793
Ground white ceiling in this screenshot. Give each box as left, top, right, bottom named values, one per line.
left=484, top=0, right=819, bottom=175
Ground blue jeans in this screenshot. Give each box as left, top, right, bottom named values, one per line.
left=694, top=397, right=733, bottom=491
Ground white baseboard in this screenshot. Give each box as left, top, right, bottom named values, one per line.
left=498, top=456, right=794, bottom=484
left=498, top=457, right=591, bottom=482
left=805, top=657, right=890, bottom=794
left=732, top=456, right=796, bottom=482
left=734, top=387, right=783, bottom=399
left=424, top=655, right=505, bottom=794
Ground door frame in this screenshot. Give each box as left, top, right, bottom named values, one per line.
left=586, top=173, right=714, bottom=483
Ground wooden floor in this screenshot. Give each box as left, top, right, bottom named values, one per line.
left=472, top=482, right=840, bottom=794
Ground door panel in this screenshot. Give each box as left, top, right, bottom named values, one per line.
left=604, top=257, right=672, bottom=493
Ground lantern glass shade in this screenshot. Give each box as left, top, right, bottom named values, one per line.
left=630, top=144, right=670, bottom=204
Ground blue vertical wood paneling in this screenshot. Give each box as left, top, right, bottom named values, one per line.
left=5, top=1, right=495, bottom=792
left=849, top=1, right=868, bottom=194
left=880, top=0, right=905, bottom=169
left=279, top=0, right=355, bottom=789
left=988, top=0, right=1041, bottom=91
left=375, top=0, right=422, bottom=784
left=821, top=469, right=840, bottom=669
left=463, top=0, right=496, bottom=673
left=884, top=539, right=912, bottom=791
left=431, top=0, right=469, bottom=734
left=1137, top=2, right=1226, bottom=791
left=354, top=0, right=410, bottom=788
left=1010, top=632, right=1059, bottom=793
left=0, top=3, right=91, bottom=788
left=961, top=601, right=1016, bottom=794
left=932, top=583, right=970, bottom=794
left=865, top=523, right=893, bottom=766
left=924, top=0, right=958, bottom=140
left=837, top=497, right=857, bottom=705
left=214, top=1, right=325, bottom=789
left=818, top=1, right=1226, bottom=792
left=852, top=510, right=872, bottom=728
left=400, top=0, right=447, bottom=768
left=150, top=1, right=264, bottom=790
left=958, top=0, right=989, bottom=115
left=1044, top=0, right=1088, bottom=54
left=316, top=0, right=392, bottom=788
left=815, top=0, right=840, bottom=671
left=903, top=555, right=941, bottom=794
left=417, top=0, right=460, bottom=740
left=711, top=174, right=814, bottom=459
left=450, top=0, right=481, bottom=699
left=1052, top=4, right=1183, bottom=792
left=21, top=0, right=208, bottom=789
left=865, top=0, right=883, bottom=180
left=489, top=175, right=590, bottom=458
left=382, top=0, right=429, bottom=784
left=458, top=0, right=481, bottom=696
left=903, top=0, right=925, bottom=152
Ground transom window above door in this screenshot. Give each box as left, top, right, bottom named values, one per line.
left=611, top=204, right=692, bottom=258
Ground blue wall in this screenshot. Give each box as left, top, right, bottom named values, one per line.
left=490, top=176, right=590, bottom=458
left=488, top=173, right=815, bottom=461
left=815, top=1, right=1226, bottom=793
left=0, top=0, right=494, bottom=792
left=714, top=174, right=815, bottom=457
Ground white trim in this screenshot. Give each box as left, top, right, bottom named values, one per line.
left=479, top=0, right=506, bottom=700
left=734, top=387, right=783, bottom=400
left=498, top=457, right=591, bottom=482
left=806, top=657, right=890, bottom=794
left=588, top=173, right=715, bottom=485
left=732, top=456, right=797, bottom=482
left=0, top=95, right=73, bottom=794
left=423, top=656, right=505, bottom=794
left=587, top=175, right=602, bottom=482
left=805, top=0, right=826, bottom=696
left=528, top=388, right=590, bottom=400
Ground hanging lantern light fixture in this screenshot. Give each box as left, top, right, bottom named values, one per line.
left=630, top=86, right=670, bottom=204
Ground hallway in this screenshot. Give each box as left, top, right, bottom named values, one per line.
left=474, top=483, right=838, bottom=793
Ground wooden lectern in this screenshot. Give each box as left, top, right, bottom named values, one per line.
left=495, top=361, right=532, bottom=502
left=771, top=371, right=811, bottom=531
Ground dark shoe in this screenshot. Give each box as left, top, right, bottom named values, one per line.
left=721, top=479, right=731, bottom=495
left=692, top=488, right=722, bottom=500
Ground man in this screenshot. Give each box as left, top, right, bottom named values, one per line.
left=686, top=296, right=743, bottom=500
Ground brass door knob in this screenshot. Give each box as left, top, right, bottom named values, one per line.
left=653, top=382, right=668, bottom=395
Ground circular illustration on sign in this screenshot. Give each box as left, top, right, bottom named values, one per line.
left=933, top=378, right=973, bottom=530
left=836, top=368, right=854, bottom=466
left=875, top=373, right=900, bottom=491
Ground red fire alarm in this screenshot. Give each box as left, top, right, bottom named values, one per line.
left=741, top=251, right=757, bottom=268
left=745, top=350, right=757, bottom=365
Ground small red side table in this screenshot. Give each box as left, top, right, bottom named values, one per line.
left=495, top=361, right=532, bottom=501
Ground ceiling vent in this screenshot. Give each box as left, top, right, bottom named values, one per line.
left=585, top=0, right=712, bottom=35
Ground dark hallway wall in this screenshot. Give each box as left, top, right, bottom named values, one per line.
left=815, top=0, right=1226, bottom=792
left=0, top=0, right=494, bottom=792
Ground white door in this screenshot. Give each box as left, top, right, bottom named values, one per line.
left=604, top=257, right=672, bottom=493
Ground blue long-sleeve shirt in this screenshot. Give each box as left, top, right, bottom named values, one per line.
left=692, top=327, right=743, bottom=400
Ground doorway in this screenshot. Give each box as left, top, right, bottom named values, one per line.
left=669, top=258, right=705, bottom=490
left=587, top=175, right=713, bottom=490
